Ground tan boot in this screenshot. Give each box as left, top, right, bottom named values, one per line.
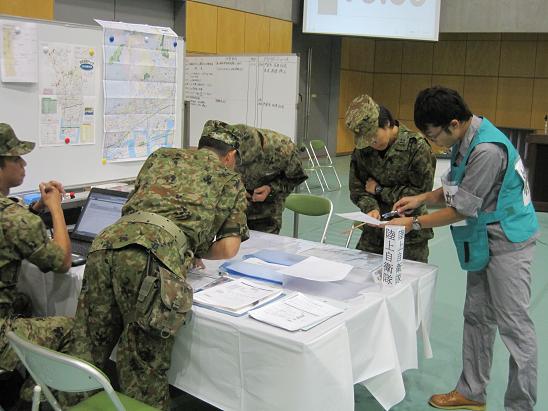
left=428, top=390, right=486, bottom=410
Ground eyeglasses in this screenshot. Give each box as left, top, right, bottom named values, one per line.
left=425, top=127, right=445, bottom=141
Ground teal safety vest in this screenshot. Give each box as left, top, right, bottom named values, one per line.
left=448, top=118, right=538, bottom=271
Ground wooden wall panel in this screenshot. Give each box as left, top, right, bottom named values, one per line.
left=465, top=41, right=501, bottom=76
left=499, top=41, right=537, bottom=77
left=432, top=41, right=466, bottom=75
left=269, top=18, right=292, bottom=53
left=402, top=41, right=434, bottom=74
left=244, top=13, right=270, bottom=53
left=217, top=7, right=245, bottom=54
left=186, top=1, right=217, bottom=54
left=431, top=75, right=465, bottom=96
left=531, top=79, right=548, bottom=130
left=463, top=76, right=498, bottom=121
left=399, top=75, right=432, bottom=120
left=372, top=73, right=402, bottom=118
left=496, top=78, right=533, bottom=128
left=374, top=40, right=402, bottom=73
left=535, top=42, right=548, bottom=78
left=341, top=37, right=375, bottom=72
left=337, top=118, right=355, bottom=154
left=0, top=0, right=53, bottom=19
left=338, top=71, right=373, bottom=118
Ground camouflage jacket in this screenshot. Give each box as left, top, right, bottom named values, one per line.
left=0, top=194, right=65, bottom=298
left=349, top=124, right=436, bottom=245
left=236, top=127, right=307, bottom=223
left=90, top=148, right=249, bottom=277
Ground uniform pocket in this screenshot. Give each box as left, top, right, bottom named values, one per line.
left=450, top=224, right=490, bottom=272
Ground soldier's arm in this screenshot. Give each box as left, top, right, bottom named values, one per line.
left=378, top=138, right=436, bottom=205
left=5, top=206, right=68, bottom=274
left=349, top=150, right=379, bottom=213
left=199, top=177, right=250, bottom=259
left=268, top=145, right=308, bottom=196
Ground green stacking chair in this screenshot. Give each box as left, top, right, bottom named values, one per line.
left=298, top=143, right=325, bottom=193
left=284, top=193, right=333, bottom=243
left=6, top=331, right=159, bottom=411
left=308, top=139, right=342, bottom=191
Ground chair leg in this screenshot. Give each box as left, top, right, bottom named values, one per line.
left=31, top=385, right=41, bottom=411
left=317, top=167, right=331, bottom=191
left=304, top=180, right=311, bottom=194
left=345, top=227, right=354, bottom=248
left=313, top=169, right=325, bottom=192
left=331, top=166, right=342, bottom=190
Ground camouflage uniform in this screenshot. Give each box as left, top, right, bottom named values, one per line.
left=202, top=121, right=307, bottom=234
left=0, top=124, right=66, bottom=319
left=345, top=95, right=436, bottom=263
left=66, top=146, right=249, bottom=410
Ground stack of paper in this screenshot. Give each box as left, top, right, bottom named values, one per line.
left=249, top=293, right=344, bottom=331
left=193, top=278, right=283, bottom=316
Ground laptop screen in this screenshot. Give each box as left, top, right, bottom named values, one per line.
left=71, top=188, right=129, bottom=240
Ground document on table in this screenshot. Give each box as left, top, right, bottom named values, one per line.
left=193, top=278, right=283, bottom=316
left=278, top=256, right=352, bottom=281
left=249, top=293, right=344, bottom=331
left=336, top=211, right=388, bottom=226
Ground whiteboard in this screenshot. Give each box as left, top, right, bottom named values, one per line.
left=185, top=55, right=299, bottom=146
left=0, top=15, right=184, bottom=194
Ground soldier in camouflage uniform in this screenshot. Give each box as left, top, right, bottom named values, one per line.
left=65, top=129, right=249, bottom=410
left=202, top=120, right=307, bottom=234
left=0, top=123, right=72, bottom=407
left=345, top=95, right=436, bottom=262
left=0, top=123, right=72, bottom=319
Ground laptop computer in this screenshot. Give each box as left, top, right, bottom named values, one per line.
left=70, top=188, right=129, bottom=265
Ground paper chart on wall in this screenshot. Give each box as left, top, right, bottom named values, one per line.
left=0, top=20, right=38, bottom=83
left=38, top=42, right=97, bottom=146
left=97, top=19, right=178, bottom=162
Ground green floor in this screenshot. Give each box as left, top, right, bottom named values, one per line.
left=279, top=155, right=548, bottom=411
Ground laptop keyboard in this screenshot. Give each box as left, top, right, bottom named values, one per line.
left=71, top=240, right=91, bottom=257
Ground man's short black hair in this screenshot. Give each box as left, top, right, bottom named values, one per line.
left=378, top=105, right=397, bottom=129
left=198, top=135, right=236, bottom=157
left=414, top=86, right=473, bottom=133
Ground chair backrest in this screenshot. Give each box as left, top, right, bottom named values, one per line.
left=309, top=139, right=334, bottom=165
left=7, top=331, right=126, bottom=411
left=284, top=193, right=333, bottom=243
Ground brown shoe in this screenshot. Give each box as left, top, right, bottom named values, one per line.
left=428, top=390, right=486, bottom=410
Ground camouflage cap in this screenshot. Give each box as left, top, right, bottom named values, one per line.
left=344, top=94, right=380, bottom=149
left=0, top=123, right=35, bottom=156
left=201, top=120, right=240, bottom=149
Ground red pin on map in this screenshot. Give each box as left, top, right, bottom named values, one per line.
left=64, top=137, right=70, bottom=144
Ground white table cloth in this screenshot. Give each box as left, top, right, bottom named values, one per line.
left=17, top=231, right=438, bottom=410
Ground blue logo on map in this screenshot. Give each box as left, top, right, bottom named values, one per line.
left=80, top=60, right=94, bottom=71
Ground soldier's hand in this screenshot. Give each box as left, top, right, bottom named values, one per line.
left=365, top=178, right=378, bottom=195
left=193, top=258, right=205, bottom=269
left=39, top=182, right=62, bottom=210
left=252, top=185, right=271, bottom=202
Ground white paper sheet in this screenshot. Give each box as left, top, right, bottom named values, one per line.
left=278, top=256, right=352, bottom=282
left=250, top=292, right=344, bottom=331
left=336, top=211, right=388, bottom=226
left=0, top=21, right=37, bottom=83
left=193, top=278, right=282, bottom=314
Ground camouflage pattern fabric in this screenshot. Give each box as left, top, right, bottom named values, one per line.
left=65, top=147, right=249, bottom=410
left=349, top=124, right=436, bottom=262
left=0, top=123, right=35, bottom=156
left=344, top=94, right=380, bottom=149
left=201, top=119, right=240, bottom=149
left=233, top=125, right=307, bottom=234
left=0, top=316, right=74, bottom=403
left=0, top=194, right=65, bottom=319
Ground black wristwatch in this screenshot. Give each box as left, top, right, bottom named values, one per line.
left=412, top=216, right=422, bottom=231
left=374, top=184, right=383, bottom=196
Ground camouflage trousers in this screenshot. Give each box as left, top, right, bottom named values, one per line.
left=0, top=316, right=74, bottom=402
left=0, top=288, right=32, bottom=319
left=247, top=198, right=284, bottom=234
left=63, top=246, right=176, bottom=411
left=356, top=237, right=430, bottom=263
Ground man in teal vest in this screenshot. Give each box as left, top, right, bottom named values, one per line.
left=390, top=86, right=538, bottom=411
